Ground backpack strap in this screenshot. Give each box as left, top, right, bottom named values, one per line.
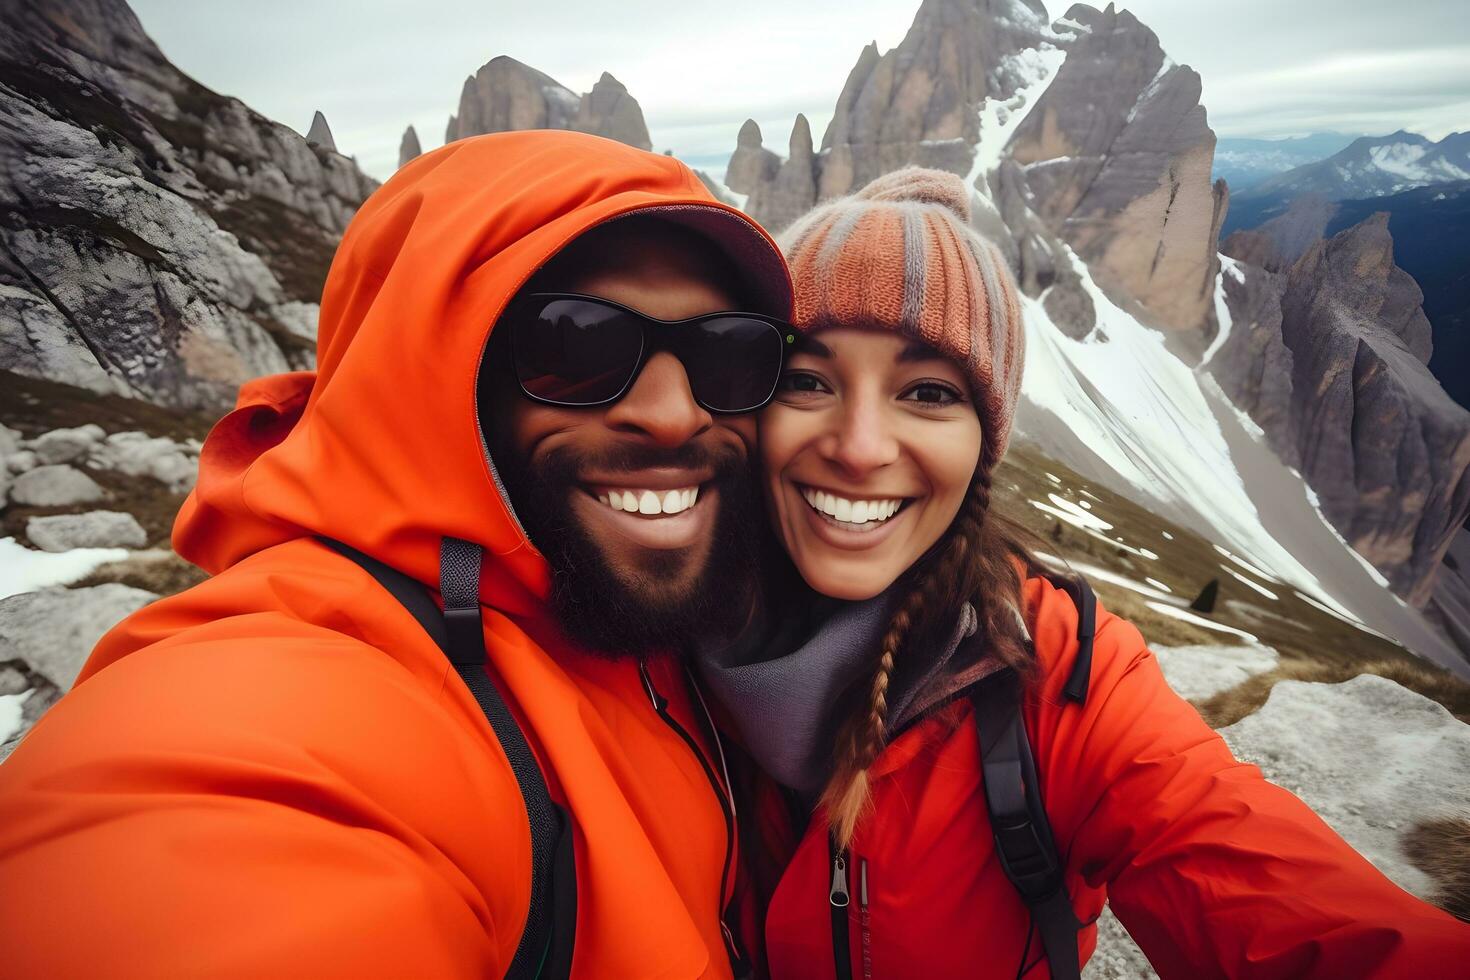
left=971, top=569, right=1096, bottom=980
left=321, top=537, right=576, bottom=980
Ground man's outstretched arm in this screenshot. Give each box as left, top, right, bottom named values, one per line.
left=0, top=623, right=529, bottom=978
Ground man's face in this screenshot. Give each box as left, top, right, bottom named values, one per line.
left=485, top=224, right=762, bottom=656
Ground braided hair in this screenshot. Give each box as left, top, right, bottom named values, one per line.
left=820, top=465, right=1039, bottom=849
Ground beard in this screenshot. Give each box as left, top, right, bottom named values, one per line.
left=496, top=440, right=762, bottom=660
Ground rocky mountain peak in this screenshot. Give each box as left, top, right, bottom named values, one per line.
left=305, top=111, right=336, bottom=151
left=1, top=0, right=377, bottom=411
left=398, top=125, right=422, bottom=169
left=445, top=56, right=650, bottom=151
left=724, top=119, right=781, bottom=195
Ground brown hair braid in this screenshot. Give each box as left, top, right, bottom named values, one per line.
left=820, top=465, right=1040, bottom=849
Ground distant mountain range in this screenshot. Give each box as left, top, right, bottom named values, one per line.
left=1229, top=131, right=1470, bottom=219
left=1212, top=133, right=1362, bottom=193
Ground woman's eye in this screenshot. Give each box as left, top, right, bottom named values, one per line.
left=778, top=372, right=828, bottom=394
left=902, top=382, right=962, bottom=405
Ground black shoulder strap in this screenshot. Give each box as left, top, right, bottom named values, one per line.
left=321, top=537, right=576, bottom=980
left=972, top=569, right=1097, bottom=980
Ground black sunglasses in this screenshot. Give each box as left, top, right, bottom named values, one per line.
left=504, top=292, right=794, bottom=414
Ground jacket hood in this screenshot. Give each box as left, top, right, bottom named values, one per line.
left=174, top=131, right=792, bottom=613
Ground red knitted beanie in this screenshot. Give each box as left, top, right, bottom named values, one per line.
left=778, top=167, right=1026, bottom=469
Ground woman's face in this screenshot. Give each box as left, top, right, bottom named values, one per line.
left=760, top=328, right=983, bottom=600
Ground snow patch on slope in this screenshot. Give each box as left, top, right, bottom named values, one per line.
left=0, top=537, right=128, bottom=602
left=970, top=44, right=1067, bottom=189
left=1018, top=247, right=1350, bottom=611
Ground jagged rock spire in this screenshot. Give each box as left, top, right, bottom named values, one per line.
left=305, top=110, right=336, bottom=152
left=399, top=125, right=422, bottom=169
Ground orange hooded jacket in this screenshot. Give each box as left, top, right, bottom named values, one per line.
left=0, top=132, right=791, bottom=979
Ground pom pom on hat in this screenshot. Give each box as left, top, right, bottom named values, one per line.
left=854, top=166, right=972, bottom=222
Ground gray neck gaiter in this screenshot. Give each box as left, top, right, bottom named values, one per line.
left=694, top=586, right=979, bottom=798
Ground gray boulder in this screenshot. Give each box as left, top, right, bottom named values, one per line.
left=29, top=424, right=106, bottom=465
left=0, top=423, right=20, bottom=457
left=1, top=0, right=377, bottom=413
left=9, top=465, right=107, bottom=507
left=26, top=511, right=148, bottom=552
left=399, top=125, right=422, bottom=169
left=86, top=431, right=199, bottom=492
left=0, top=584, right=156, bottom=691
left=1221, top=675, right=1470, bottom=896
left=6, top=450, right=38, bottom=475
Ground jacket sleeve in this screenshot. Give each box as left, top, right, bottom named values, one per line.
left=1037, top=605, right=1470, bottom=979
left=0, top=622, right=528, bottom=979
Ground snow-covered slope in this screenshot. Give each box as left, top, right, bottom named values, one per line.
left=1012, top=248, right=1468, bottom=677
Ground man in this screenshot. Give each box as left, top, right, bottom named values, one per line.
left=0, top=131, right=792, bottom=978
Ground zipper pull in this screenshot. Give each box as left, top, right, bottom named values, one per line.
left=830, top=851, right=850, bottom=908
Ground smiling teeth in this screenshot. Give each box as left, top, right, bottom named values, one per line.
left=801, top=488, right=902, bottom=525
left=596, top=486, right=700, bottom=516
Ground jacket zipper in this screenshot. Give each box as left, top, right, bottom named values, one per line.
left=829, top=836, right=853, bottom=980
left=859, top=858, right=872, bottom=979
left=639, top=661, right=750, bottom=976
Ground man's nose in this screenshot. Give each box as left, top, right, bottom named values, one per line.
left=822, top=394, right=901, bottom=477
left=603, top=351, right=713, bottom=446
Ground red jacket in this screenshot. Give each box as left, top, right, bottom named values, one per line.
left=748, top=574, right=1470, bottom=978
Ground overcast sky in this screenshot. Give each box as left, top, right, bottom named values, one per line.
left=129, top=0, right=1470, bottom=181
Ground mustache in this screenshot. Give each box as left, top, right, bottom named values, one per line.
left=538, top=442, right=746, bottom=482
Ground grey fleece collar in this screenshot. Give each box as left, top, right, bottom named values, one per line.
left=694, top=591, right=982, bottom=798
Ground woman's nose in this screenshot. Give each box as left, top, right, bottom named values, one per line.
left=822, top=396, right=900, bottom=476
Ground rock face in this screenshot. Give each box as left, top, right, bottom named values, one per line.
left=1221, top=193, right=1337, bottom=274
left=733, top=0, right=1056, bottom=233
left=1008, top=3, right=1225, bottom=335
left=744, top=115, right=819, bottom=234
left=398, top=125, right=422, bottom=169
left=1275, top=216, right=1469, bottom=604
left=1205, top=259, right=1299, bottom=464
left=445, top=57, right=651, bottom=151
left=305, top=110, right=336, bottom=151
left=1222, top=675, right=1470, bottom=895
left=1213, top=211, right=1470, bottom=606
left=0, top=0, right=378, bottom=413
left=26, top=511, right=148, bottom=552
left=732, top=1, right=1224, bottom=337
left=724, top=119, right=781, bottom=195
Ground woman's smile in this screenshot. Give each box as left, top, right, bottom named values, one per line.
left=760, top=328, right=983, bottom=600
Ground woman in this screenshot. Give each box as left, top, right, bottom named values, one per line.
left=697, top=169, right=1470, bottom=978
